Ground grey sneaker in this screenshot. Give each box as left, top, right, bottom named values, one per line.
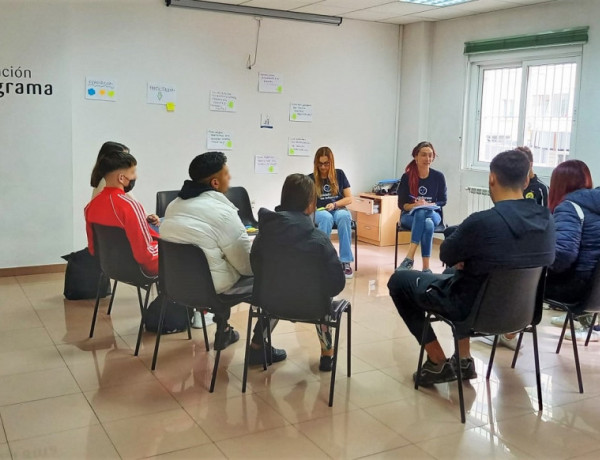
left=397, top=257, right=414, bottom=271
left=343, top=263, right=354, bottom=279
left=413, top=357, right=457, bottom=386
left=422, top=268, right=433, bottom=274
left=450, top=355, right=478, bottom=380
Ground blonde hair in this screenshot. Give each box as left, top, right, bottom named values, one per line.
left=313, top=147, right=338, bottom=196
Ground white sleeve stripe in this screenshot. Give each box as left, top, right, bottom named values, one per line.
left=118, top=195, right=154, bottom=251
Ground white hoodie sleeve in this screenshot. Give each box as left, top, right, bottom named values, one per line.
left=217, top=208, right=253, bottom=276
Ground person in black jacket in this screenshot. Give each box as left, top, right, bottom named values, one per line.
left=388, top=150, right=555, bottom=386
left=518, top=146, right=549, bottom=207
left=251, top=174, right=346, bottom=372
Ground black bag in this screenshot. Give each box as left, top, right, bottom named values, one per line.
left=144, top=294, right=193, bottom=334
left=62, top=248, right=111, bottom=300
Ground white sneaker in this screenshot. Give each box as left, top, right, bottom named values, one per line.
left=192, top=310, right=214, bottom=329
left=551, top=314, right=567, bottom=327
left=477, top=334, right=523, bottom=350
left=565, top=329, right=599, bottom=342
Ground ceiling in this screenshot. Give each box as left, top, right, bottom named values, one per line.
left=203, top=0, right=563, bottom=24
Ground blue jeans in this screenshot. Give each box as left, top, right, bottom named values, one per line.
left=315, top=209, right=354, bottom=263
left=400, top=209, right=441, bottom=258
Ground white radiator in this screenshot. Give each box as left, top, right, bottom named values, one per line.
left=466, top=186, right=493, bottom=215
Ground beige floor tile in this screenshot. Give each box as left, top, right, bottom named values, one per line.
left=185, top=393, right=288, bottom=442
left=216, top=425, right=328, bottom=459
left=0, top=367, right=80, bottom=406
left=351, top=336, right=421, bottom=370
left=0, top=310, right=44, bottom=332
left=84, top=380, right=180, bottom=423
left=56, top=335, right=132, bottom=366
left=103, top=408, right=211, bottom=459
left=228, top=358, right=319, bottom=393
left=0, top=327, right=54, bottom=352
left=334, top=370, right=415, bottom=408
left=7, top=424, right=119, bottom=460
left=0, top=346, right=66, bottom=377
left=44, top=316, right=118, bottom=344
left=296, top=409, right=409, bottom=459
left=0, top=416, right=5, bottom=444
left=1, top=393, right=98, bottom=441
left=0, top=444, right=9, bottom=460
left=255, top=380, right=359, bottom=424
left=359, top=444, right=436, bottom=460
left=147, top=443, right=226, bottom=459
left=67, top=354, right=156, bottom=391
left=569, top=449, right=600, bottom=460
left=416, top=426, right=534, bottom=459
left=365, top=393, right=481, bottom=443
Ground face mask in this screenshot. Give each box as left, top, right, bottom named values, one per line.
left=123, top=178, right=136, bottom=193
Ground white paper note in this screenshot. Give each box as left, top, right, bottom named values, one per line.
left=147, top=82, right=176, bottom=104
left=288, top=137, right=312, bottom=156
left=209, top=90, right=237, bottom=112
left=207, top=130, right=233, bottom=150
left=258, top=72, right=283, bottom=93
left=289, top=103, right=313, bottom=122
left=85, top=77, right=117, bottom=101
left=254, top=155, right=279, bottom=174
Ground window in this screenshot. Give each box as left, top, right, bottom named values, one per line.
left=464, top=48, right=581, bottom=171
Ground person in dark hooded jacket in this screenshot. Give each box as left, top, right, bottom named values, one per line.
left=251, top=173, right=346, bottom=372
left=545, top=160, right=600, bottom=341
left=388, top=150, right=555, bottom=386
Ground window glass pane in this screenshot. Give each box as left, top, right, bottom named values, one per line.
left=478, top=67, right=522, bottom=162
left=523, top=62, right=577, bottom=167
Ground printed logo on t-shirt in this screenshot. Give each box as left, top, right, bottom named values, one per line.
left=323, top=184, right=331, bottom=194
left=418, top=186, right=428, bottom=196
left=525, top=191, right=535, bottom=200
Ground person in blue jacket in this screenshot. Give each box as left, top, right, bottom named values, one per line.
left=397, top=141, right=447, bottom=273
left=547, top=160, right=600, bottom=341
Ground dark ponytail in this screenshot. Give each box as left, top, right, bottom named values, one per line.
left=405, top=141, right=436, bottom=197
left=90, top=141, right=131, bottom=187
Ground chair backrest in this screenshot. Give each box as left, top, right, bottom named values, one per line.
left=458, top=266, right=545, bottom=335
left=225, top=186, right=258, bottom=227
left=92, top=224, right=154, bottom=285
left=158, top=239, right=220, bottom=308
left=581, top=262, right=600, bottom=313
left=156, top=190, right=180, bottom=218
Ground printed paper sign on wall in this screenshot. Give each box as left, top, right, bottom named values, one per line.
left=258, top=72, right=283, bottom=93
left=254, top=155, right=279, bottom=174
left=207, top=130, right=233, bottom=150
left=85, top=77, right=117, bottom=101
left=147, top=82, right=176, bottom=104
left=290, top=103, right=312, bottom=122
left=210, top=90, right=237, bottom=112
left=288, top=138, right=311, bottom=156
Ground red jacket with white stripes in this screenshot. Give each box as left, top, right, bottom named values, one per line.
left=85, top=187, right=159, bottom=275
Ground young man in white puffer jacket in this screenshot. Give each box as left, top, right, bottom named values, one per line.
left=161, top=152, right=286, bottom=362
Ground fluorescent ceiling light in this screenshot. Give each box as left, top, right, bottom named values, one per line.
left=165, top=0, right=343, bottom=26
left=400, top=0, right=474, bottom=6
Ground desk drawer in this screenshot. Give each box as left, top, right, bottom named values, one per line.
left=348, top=196, right=379, bottom=215
left=357, top=221, right=380, bottom=241
left=358, top=212, right=380, bottom=227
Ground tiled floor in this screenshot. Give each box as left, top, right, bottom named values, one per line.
left=1, top=242, right=600, bottom=459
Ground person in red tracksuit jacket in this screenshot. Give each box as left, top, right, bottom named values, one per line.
left=85, top=143, right=158, bottom=276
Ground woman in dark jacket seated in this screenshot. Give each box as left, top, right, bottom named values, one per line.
left=251, top=174, right=346, bottom=372
left=547, top=160, right=600, bottom=341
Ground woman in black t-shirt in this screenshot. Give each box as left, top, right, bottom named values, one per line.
left=397, top=141, right=447, bottom=273
left=308, top=147, right=354, bottom=279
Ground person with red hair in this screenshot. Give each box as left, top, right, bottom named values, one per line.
left=396, top=141, right=447, bottom=273
left=546, top=160, right=600, bottom=341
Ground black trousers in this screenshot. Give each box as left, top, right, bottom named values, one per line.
left=388, top=269, right=467, bottom=345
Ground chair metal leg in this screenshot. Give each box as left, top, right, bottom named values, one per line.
left=354, top=226, right=358, bottom=272
left=106, top=280, right=118, bottom=315
left=556, top=313, right=569, bottom=354
left=151, top=296, right=168, bottom=370
left=532, top=325, right=543, bottom=412
left=136, top=287, right=145, bottom=315
left=584, top=313, right=597, bottom=347
left=414, top=314, right=430, bottom=390
left=486, top=335, right=499, bottom=380
left=89, top=273, right=105, bottom=338
left=394, top=228, right=399, bottom=269
left=242, top=307, right=254, bottom=393
left=569, top=315, right=584, bottom=393
left=266, top=316, right=273, bottom=366
left=346, top=304, right=352, bottom=377
left=453, top=331, right=466, bottom=424
left=201, top=310, right=209, bottom=352
left=511, top=332, right=525, bottom=368
left=329, top=316, right=343, bottom=407
left=186, top=307, right=192, bottom=340
left=210, top=350, right=220, bottom=393
left=134, top=286, right=152, bottom=356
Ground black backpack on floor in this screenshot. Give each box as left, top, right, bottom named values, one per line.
left=62, top=248, right=111, bottom=300
left=144, top=294, right=193, bottom=334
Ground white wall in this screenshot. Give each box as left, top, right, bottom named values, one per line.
left=397, top=0, right=600, bottom=224
left=0, top=0, right=401, bottom=268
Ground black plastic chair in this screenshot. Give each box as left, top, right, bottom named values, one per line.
left=89, top=225, right=158, bottom=355
left=394, top=208, right=447, bottom=268
left=415, top=267, right=545, bottom=423
left=513, top=264, right=600, bottom=394
left=225, top=186, right=259, bottom=229
left=156, top=190, right=180, bottom=218
left=153, top=240, right=252, bottom=391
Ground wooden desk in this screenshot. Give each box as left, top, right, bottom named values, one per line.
left=349, top=193, right=408, bottom=247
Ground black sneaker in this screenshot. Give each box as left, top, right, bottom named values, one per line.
left=248, top=345, right=287, bottom=365
left=214, top=326, right=239, bottom=351
left=319, top=355, right=334, bottom=372
left=413, top=357, right=457, bottom=386
left=450, top=355, right=478, bottom=380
